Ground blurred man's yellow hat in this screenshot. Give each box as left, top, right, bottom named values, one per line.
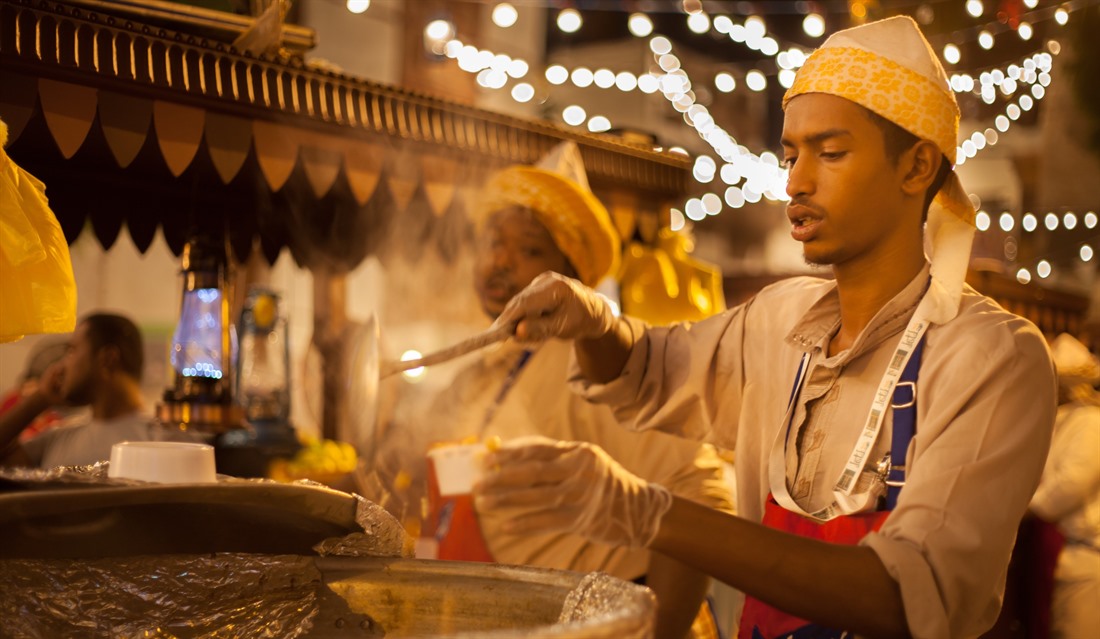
left=476, top=142, right=620, bottom=287
left=784, top=15, right=975, bottom=324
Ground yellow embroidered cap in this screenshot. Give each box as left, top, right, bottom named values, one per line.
left=783, top=15, right=976, bottom=324
left=475, top=142, right=620, bottom=287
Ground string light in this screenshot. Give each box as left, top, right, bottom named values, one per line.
left=715, top=72, right=736, bottom=93
left=511, top=83, right=535, bottom=102
left=1055, top=7, right=1069, bottom=25
left=562, top=105, right=586, bottom=126
left=436, top=7, right=1084, bottom=222
left=745, top=70, right=767, bottom=91
left=628, top=13, right=653, bottom=37
left=956, top=51, right=1055, bottom=166
left=976, top=211, right=991, bottom=231
left=492, top=3, right=518, bottom=28
left=588, top=116, right=611, bottom=133
left=557, top=8, right=582, bottom=33
left=944, top=44, right=961, bottom=64
left=346, top=0, right=369, bottom=14
left=966, top=0, right=984, bottom=18
left=803, top=13, right=825, bottom=38
left=687, top=12, right=711, bottom=35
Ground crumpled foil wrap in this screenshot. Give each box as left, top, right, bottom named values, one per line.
left=556, top=572, right=655, bottom=639
left=0, top=554, right=335, bottom=639
left=0, top=460, right=122, bottom=485
left=314, top=488, right=414, bottom=558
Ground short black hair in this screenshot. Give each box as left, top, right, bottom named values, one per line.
left=82, top=313, right=144, bottom=380
left=863, top=108, right=952, bottom=219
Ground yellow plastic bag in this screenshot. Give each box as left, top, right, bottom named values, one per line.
left=0, top=118, right=77, bottom=342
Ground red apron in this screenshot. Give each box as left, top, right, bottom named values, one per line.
left=425, top=456, right=495, bottom=562
left=737, top=496, right=890, bottom=639
left=740, top=336, right=927, bottom=639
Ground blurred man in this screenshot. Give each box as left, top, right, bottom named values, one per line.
left=409, top=146, right=734, bottom=639
left=476, top=16, right=1056, bottom=639
left=0, top=313, right=163, bottom=468
left=1030, top=334, right=1100, bottom=639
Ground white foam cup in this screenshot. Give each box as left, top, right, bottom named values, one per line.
left=427, top=443, right=489, bottom=496
left=108, top=441, right=217, bottom=484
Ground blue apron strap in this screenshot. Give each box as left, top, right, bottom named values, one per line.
left=886, top=335, right=926, bottom=510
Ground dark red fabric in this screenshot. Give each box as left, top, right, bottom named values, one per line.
left=425, top=457, right=495, bottom=563
left=738, top=495, right=890, bottom=639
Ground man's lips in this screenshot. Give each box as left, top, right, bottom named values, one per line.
left=787, top=204, right=823, bottom=242
left=481, top=278, right=515, bottom=302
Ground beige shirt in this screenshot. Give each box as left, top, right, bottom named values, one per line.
left=428, top=338, right=734, bottom=580
left=1030, top=402, right=1100, bottom=549
left=22, top=411, right=198, bottom=468
left=573, top=266, right=1056, bottom=639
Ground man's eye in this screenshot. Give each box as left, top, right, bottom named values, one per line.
left=820, top=151, right=847, bottom=160
left=782, top=157, right=797, bottom=169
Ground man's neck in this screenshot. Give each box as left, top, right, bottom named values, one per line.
left=829, top=252, right=926, bottom=357
left=90, top=377, right=144, bottom=421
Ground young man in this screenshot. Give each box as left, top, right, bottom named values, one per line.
left=408, top=146, right=734, bottom=639
left=475, top=17, right=1056, bottom=639
left=0, top=313, right=165, bottom=468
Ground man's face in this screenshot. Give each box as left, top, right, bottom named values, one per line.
left=474, top=206, right=574, bottom=319
left=60, top=323, right=96, bottom=405
left=781, top=93, right=912, bottom=268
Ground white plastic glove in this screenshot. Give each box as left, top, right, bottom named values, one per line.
left=473, top=436, right=673, bottom=549
left=494, top=272, right=617, bottom=343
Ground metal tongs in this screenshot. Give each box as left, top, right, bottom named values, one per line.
left=379, top=322, right=515, bottom=379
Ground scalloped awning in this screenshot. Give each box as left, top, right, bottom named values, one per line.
left=0, top=0, right=690, bottom=270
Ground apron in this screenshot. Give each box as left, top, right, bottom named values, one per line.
left=738, top=336, right=926, bottom=639
left=425, top=458, right=495, bottom=561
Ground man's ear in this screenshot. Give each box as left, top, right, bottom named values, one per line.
left=900, top=140, right=942, bottom=198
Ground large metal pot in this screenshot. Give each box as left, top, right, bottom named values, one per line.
left=0, top=475, right=654, bottom=638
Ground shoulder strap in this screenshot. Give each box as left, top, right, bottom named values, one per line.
left=885, top=335, right=926, bottom=510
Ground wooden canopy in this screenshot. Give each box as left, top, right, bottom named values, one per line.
left=0, top=0, right=690, bottom=271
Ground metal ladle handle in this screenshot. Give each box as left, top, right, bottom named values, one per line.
left=380, top=323, right=514, bottom=379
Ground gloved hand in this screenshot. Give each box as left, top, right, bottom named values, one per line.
left=494, top=272, right=618, bottom=343
left=473, top=436, right=673, bottom=549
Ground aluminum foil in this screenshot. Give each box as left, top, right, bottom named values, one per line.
left=313, top=489, right=414, bottom=558
left=556, top=572, right=655, bottom=639
left=0, top=461, right=126, bottom=486
left=0, top=554, right=326, bottom=639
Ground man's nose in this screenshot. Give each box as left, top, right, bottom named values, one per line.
left=785, top=160, right=814, bottom=199
left=491, top=246, right=515, bottom=268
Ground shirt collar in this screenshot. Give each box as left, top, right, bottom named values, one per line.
left=785, top=263, right=932, bottom=359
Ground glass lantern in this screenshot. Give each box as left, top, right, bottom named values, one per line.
left=158, top=236, right=240, bottom=434
left=237, top=287, right=290, bottom=425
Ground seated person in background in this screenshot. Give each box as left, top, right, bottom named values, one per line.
left=0, top=313, right=167, bottom=468
left=1029, top=334, right=1100, bottom=639
left=0, top=336, right=70, bottom=441
left=388, top=147, right=734, bottom=639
